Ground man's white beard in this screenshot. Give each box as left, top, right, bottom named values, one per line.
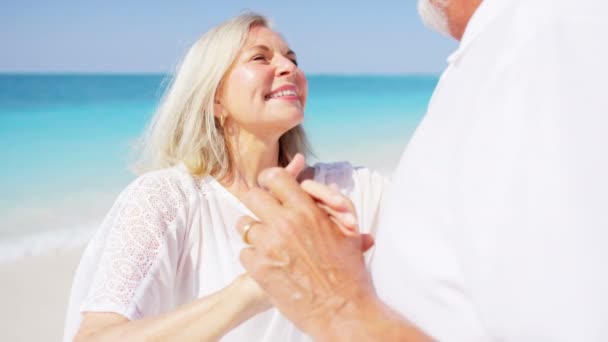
left=418, top=0, right=451, bottom=37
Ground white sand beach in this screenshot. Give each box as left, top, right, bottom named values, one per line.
left=0, top=246, right=85, bottom=342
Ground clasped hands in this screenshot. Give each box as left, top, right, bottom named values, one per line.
left=235, top=154, right=377, bottom=338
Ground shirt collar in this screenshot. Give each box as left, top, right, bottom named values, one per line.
left=447, top=0, right=509, bottom=64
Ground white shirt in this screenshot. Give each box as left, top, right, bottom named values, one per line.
left=63, top=162, right=386, bottom=341
left=371, top=0, right=608, bottom=341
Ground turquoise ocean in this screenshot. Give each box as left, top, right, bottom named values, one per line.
left=0, top=74, right=438, bottom=260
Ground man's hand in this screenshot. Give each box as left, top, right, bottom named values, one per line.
left=236, top=165, right=377, bottom=339
left=284, top=153, right=374, bottom=252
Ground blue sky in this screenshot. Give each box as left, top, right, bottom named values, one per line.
left=1, top=0, right=457, bottom=74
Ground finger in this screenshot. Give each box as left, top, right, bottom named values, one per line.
left=236, top=216, right=265, bottom=247
left=239, top=246, right=258, bottom=273
left=318, top=203, right=359, bottom=232
left=285, top=153, right=306, bottom=178
left=301, top=180, right=352, bottom=212
left=361, top=233, right=375, bottom=252
left=241, top=186, right=282, bottom=223
left=257, top=167, right=317, bottom=208
left=295, top=166, right=315, bottom=183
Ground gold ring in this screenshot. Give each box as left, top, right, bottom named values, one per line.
left=242, top=221, right=260, bottom=245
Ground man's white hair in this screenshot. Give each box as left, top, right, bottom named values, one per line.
left=418, top=0, right=451, bottom=37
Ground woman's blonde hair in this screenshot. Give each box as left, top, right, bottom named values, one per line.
left=132, top=13, right=310, bottom=178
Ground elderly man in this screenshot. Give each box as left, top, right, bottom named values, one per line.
left=237, top=0, right=608, bottom=340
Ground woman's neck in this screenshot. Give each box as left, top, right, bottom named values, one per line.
left=219, top=129, right=280, bottom=197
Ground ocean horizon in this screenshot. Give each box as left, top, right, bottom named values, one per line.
left=0, top=73, right=438, bottom=261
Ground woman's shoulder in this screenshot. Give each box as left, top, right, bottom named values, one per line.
left=90, top=165, right=203, bottom=251
left=127, top=164, right=202, bottom=199
left=104, top=165, right=205, bottom=224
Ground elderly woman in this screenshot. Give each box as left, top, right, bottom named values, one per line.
left=63, top=13, right=386, bottom=341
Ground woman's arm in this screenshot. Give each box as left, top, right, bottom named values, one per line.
left=74, top=274, right=269, bottom=342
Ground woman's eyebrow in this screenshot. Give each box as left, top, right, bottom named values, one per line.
left=246, top=45, right=271, bottom=52
left=246, top=45, right=296, bottom=57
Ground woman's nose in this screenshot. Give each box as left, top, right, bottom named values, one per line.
left=275, top=56, right=296, bottom=76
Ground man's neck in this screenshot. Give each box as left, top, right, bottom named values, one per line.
left=447, top=0, right=483, bottom=41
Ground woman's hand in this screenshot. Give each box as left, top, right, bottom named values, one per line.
left=285, top=153, right=374, bottom=252
left=300, top=180, right=375, bottom=252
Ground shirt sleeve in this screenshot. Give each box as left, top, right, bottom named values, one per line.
left=79, top=171, right=190, bottom=320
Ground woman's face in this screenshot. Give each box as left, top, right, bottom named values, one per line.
left=218, top=26, right=307, bottom=140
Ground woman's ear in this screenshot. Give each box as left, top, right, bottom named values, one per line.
left=214, top=101, right=227, bottom=127
left=213, top=101, right=222, bottom=119
left=213, top=87, right=224, bottom=119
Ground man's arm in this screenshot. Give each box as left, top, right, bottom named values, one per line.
left=310, top=292, right=432, bottom=341
left=236, top=166, right=431, bottom=341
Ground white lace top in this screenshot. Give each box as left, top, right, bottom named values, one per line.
left=63, top=162, right=387, bottom=341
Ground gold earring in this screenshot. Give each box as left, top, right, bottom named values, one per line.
left=220, top=113, right=226, bottom=127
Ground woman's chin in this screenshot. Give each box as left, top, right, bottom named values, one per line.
left=276, top=110, right=304, bottom=127
left=254, top=111, right=305, bottom=139
left=276, top=119, right=304, bottom=137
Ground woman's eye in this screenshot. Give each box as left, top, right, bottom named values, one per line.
left=290, top=59, right=299, bottom=66
left=252, top=55, right=266, bottom=62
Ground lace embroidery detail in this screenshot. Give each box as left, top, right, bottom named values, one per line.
left=82, top=168, right=196, bottom=316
